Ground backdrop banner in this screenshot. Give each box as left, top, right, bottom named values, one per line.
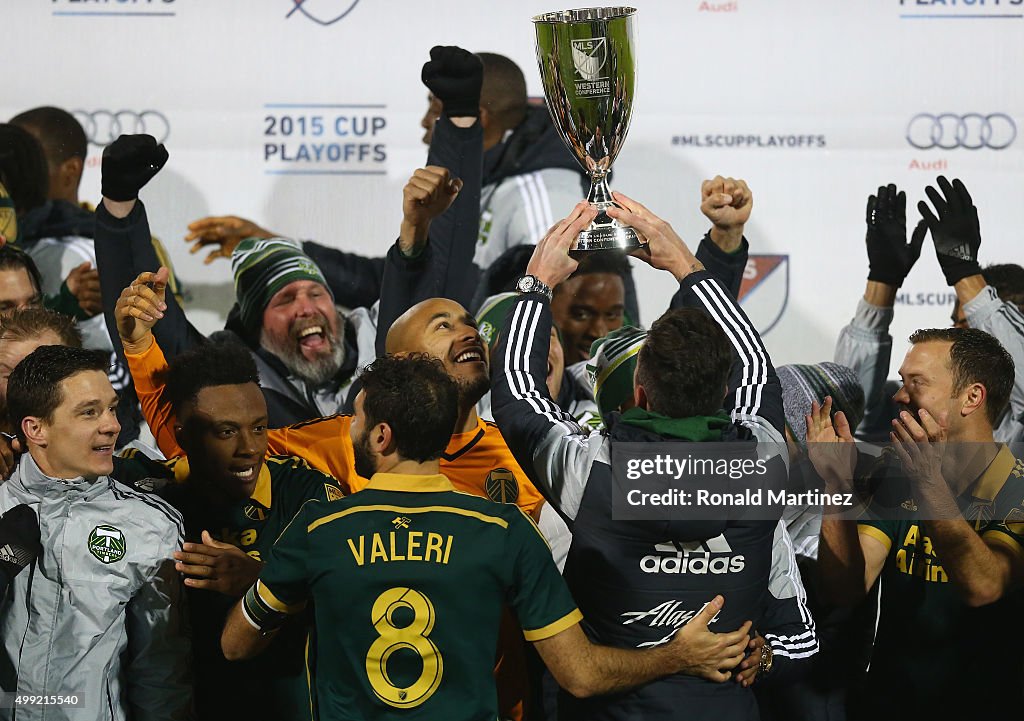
left=7, top=0, right=1022, bottom=371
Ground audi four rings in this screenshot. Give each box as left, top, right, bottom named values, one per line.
left=906, top=113, right=1016, bottom=150
left=72, top=110, right=171, bottom=146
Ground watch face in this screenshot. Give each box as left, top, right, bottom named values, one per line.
left=517, top=276, right=535, bottom=293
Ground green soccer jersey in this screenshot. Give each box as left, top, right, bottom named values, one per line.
left=856, top=444, right=1024, bottom=714
left=113, top=450, right=344, bottom=721
left=248, top=472, right=582, bottom=721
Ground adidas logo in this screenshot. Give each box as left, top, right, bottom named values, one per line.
left=640, top=535, right=746, bottom=575
left=0, top=544, right=29, bottom=566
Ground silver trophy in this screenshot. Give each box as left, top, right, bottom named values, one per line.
left=534, top=6, right=641, bottom=252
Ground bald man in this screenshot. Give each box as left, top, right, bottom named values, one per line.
left=121, top=286, right=567, bottom=721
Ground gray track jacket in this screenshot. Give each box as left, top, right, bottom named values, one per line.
left=0, top=454, right=191, bottom=721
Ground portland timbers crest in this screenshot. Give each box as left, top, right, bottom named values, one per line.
left=88, top=524, right=126, bottom=564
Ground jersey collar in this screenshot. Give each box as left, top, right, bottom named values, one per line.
left=969, top=444, right=1019, bottom=502
left=366, top=473, right=454, bottom=493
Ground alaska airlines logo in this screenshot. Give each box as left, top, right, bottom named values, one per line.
left=621, top=599, right=721, bottom=648
left=738, top=255, right=789, bottom=336
left=286, top=0, right=360, bottom=26
left=639, top=535, right=745, bottom=575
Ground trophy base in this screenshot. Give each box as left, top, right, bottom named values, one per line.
left=570, top=205, right=645, bottom=254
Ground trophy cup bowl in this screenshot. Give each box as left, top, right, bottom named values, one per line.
left=534, top=6, right=641, bottom=253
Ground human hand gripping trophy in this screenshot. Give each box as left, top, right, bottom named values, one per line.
left=534, top=6, right=643, bottom=253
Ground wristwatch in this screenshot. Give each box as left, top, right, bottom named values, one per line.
left=758, top=641, right=774, bottom=676
left=516, top=274, right=553, bottom=300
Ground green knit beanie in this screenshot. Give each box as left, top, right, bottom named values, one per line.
left=231, top=237, right=332, bottom=335
left=587, top=326, right=647, bottom=418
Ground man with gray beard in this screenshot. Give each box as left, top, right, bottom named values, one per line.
left=95, top=117, right=474, bottom=426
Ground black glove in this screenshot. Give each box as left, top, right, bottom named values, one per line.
left=421, top=46, right=483, bottom=119
left=101, top=134, right=169, bottom=202
left=865, top=183, right=925, bottom=287
left=0, top=505, right=40, bottom=588
left=918, top=175, right=982, bottom=286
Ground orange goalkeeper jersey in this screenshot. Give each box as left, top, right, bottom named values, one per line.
left=126, top=340, right=546, bottom=518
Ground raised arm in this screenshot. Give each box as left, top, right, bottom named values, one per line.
left=694, top=175, right=752, bottom=299
left=919, top=175, right=1024, bottom=441
left=96, top=135, right=206, bottom=362
left=375, top=47, right=484, bottom=355
left=835, top=183, right=925, bottom=437
left=491, top=204, right=602, bottom=521
left=611, top=191, right=783, bottom=438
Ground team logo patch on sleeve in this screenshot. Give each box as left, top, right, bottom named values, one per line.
left=325, top=484, right=344, bottom=502
left=485, top=468, right=519, bottom=504
left=88, top=525, right=126, bottom=564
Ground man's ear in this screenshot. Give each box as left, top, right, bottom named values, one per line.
left=478, top=106, right=492, bottom=130
left=960, top=382, right=987, bottom=419
left=633, top=384, right=649, bottom=411
left=371, top=422, right=399, bottom=456
left=21, top=416, right=47, bottom=448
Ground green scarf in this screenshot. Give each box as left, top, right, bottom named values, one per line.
left=619, top=408, right=732, bottom=442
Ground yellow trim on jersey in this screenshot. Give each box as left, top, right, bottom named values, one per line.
left=971, top=444, right=1018, bottom=501
left=251, top=464, right=273, bottom=508
left=257, top=580, right=303, bottom=613
left=365, top=473, right=454, bottom=494
left=523, top=609, right=584, bottom=641
left=858, top=524, right=893, bottom=552
left=516, top=505, right=551, bottom=551
left=307, top=504, right=509, bottom=533
left=982, top=528, right=1024, bottom=558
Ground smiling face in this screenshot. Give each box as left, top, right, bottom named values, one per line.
left=0, top=329, right=62, bottom=427
left=259, top=279, right=344, bottom=385
left=386, top=298, right=489, bottom=408
left=551, top=273, right=625, bottom=365
left=176, top=383, right=269, bottom=501
left=29, top=369, right=120, bottom=480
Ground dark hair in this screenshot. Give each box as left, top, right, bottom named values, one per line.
left=0, top=245, right=43, bottom=299
left=0, top=307, right=81, bottom=348
left=478, top=53, right=528, bottom=129
left=10, top=107, right=88, bottom=168
left=564, top=251, right=631, bottom=284
left=486, top=244, right=536, bottom=296
left=636, top=308, right=733, bottom=418
left=7, top=345, right=109, bottom=429
left=165, top=340, right=261, bottom=412
left=359, top=354, right=459, bottom=462
left=0, top=124, right=48, bottom=215
left=908, top=327, right=1014, bottom=426
left=983, top=263, right=1024, bottom=310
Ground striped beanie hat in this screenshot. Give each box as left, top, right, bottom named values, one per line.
left=587, top=326, right=647, bottom=418
left=476, top=292, right=520, bottom=354
left=777, top=362, right=865, bottom=447
left=231, top=237, right=332, bottom=335
left=0, top=181, right=16, bottom=245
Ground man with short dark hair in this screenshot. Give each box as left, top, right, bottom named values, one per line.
left=493, top=198, right=814, bottom=720
left=0, top=345, right=190, bottom=721
left=811, top=326, right=1024, bottom=717
left=113, top=339, right=342, bottom=720
left=10, top=106, right=88, bottom=206
left=222, top=353, right=753, bottom=721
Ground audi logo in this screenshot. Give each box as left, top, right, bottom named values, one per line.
left=907, top=113, right=1016, bottom=150
left=72, top=110, right=171, bottom=147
